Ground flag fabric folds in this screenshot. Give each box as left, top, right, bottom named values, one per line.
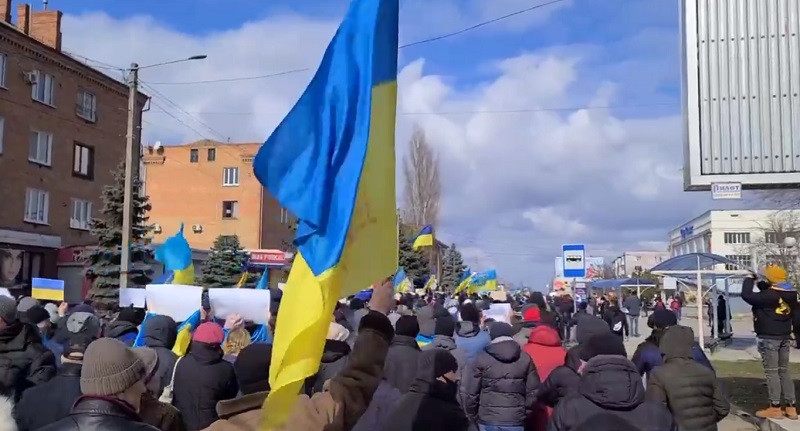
left=255, top=270, right=269, bottom=290
left=472, top=269, right=498, bottom=292
left=393, top=268, right=412, bottom=293
left=412, top=224, right=434, bottom=250
left=155, top=224, right=195, bottom=285
left=252, top=0, right=399, bottom=428
left=172, top=309, right=202, bottom=357
left=423, top=274, right=437, bottom=292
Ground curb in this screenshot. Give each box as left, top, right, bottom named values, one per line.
left=732, top=406, right=800, bottom=431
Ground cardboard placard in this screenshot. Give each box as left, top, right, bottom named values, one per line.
left=119, top=288, right=147, bottom=308
left=484, top=303, right=513, bottom=324
left=145, top=284, right=203, bottom=320
left=209, top=288, right=271, bottom=324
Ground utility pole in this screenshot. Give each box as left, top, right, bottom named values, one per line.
left=120, top=63, right=139, bottom=290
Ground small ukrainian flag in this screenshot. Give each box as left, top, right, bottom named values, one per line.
left=31, top=278, right=64, bottom=301
left=412, top=224, right=434, bottom=250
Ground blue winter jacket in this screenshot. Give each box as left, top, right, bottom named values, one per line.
left=632, top=336, right=714, bottom=378
left=453, top=321, right=491, bottom=364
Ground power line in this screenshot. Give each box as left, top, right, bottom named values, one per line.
left=145, top=100, right=209, bottom=140
left=145, top=68, right=310, bottom=85
left=141, top=82, right=228, bottom=140
left=400, top=0, right=569, bottom=48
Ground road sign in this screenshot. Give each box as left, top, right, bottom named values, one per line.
left=562, top=244, right=586, bottom=278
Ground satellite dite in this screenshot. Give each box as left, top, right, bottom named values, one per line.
left=681, top=0, right=800, bottom=191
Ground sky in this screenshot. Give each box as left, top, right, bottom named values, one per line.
left=49, top=0, right=767, bottom=288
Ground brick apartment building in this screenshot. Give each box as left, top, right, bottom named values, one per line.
left=143, top=140, right=294, bottom=254
left=0, top=1, right=146, bottom=295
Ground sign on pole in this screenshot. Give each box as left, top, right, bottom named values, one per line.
left=711, top=182, right=742, bottom=200
left=562, top=244, right=586, bottom=278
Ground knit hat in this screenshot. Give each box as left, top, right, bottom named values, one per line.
left=766, top=265, right=788, bottom=284
left=17, top=297, right=39, bottom=313
left=416, top=305, right=436, bottom=337
left=44, top=303, right=59, bottom=324
left=327, top=322, right=350, bottom=342
left=192, top=322, right=225, bottom=344
left=0, top=296, right=17, bottom=324
left=579, top=332, right=627, bottom=361
left=434, top=315, right=456, bottom=337
left=25, top=305, right=50, bottom=326
left=523, top=306, right=541, bottom=322
left=133, top=347, right=159, bottom=381
left=648, top=309, right=678, bottom=329
left=235, top=343, right=272, bottom=395
left=80, top=338, right=144, bottom=396
left=67, top=312, right=102, bottom=339
left=489, top=322, right=514, bottom=340
left=394, top=315, right=420, bottom=337
left=460, top=303, right=481, bottom=323
left=432, top=349, right=458, bottom=378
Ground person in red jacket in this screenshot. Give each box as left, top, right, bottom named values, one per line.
left=522, top=324, right=566, bottom=431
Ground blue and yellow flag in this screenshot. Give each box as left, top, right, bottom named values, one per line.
left=155, top=224, right=194, bottom=285
left=423, top=274, right=437, bottom=292
left=252, top=0, right=399, bottom=427
left=172, top=309, right=202, bottom=357
left=453, top=273, right=474, bottom=295
left=255, top=270, right=269, bottom=290
left=393, top=268, right=412, bottom=293
left=472, top=269, right=498, bottom=292
left=412, top=224, right=434, bottom=250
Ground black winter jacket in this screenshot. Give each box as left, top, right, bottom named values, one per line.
left=573, top=314, right=610, bottom=345
left=15, top=362, right=82, bottom=431
left=37, top=396, right=159, bottom=431
left=646, top=326, right=729, bottom=431
left=142, top=315, right=178, bottom=396
left=383, top=335, right=422, bottom=393
left=741, top=277, right=800, bottom=340
left=602, top=306, right=629, bottom=337
left=537, top=345, right=581, bottom=407
left=461, top=337, right=540, bottom=426
left=306, top=339, right=351, bottom=394
left=173, top=341, right=238, bottom=431
left=105, top=321, right=139, bottom=347
left=382, top=349, right=469, bottom=431
left=550, top=355, right=675, bottom=431
left=0, top=321, right=56, bottom=401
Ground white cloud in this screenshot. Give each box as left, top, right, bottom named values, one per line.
left=523, top=207, right=588, bottom=237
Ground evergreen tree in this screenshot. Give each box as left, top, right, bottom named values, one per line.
left=86, top=161, right=154, bottom=315
left=200, top=234, right=250, bottom=288
left=440, top=244, right=466, bottom=292
left=398, top=218, right=429, bottom=288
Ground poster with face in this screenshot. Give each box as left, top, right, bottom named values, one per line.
left=0, top=248, right=23, bottom=288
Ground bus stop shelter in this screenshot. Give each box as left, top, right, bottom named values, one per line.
left=591, top=277, right=657, bottom=297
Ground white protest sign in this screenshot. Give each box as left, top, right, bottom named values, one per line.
left=484, top=303, right=513, bottom=324
left=209, top=288, right=271, bottom=324
left=119, top=288, right=146, bottom=308
left=145, top=284, right=203, bottom=320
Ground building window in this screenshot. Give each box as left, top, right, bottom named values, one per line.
left=223, top=167, right=239, bottom=186
left=725, top=254, right=752, bottom=270
left=24, top=188, right=49, bottom=224
left=724, top=232, right=750, bottom=244
left=190, top=149, right=198, bottom=163
left=73, top=143, right=94, bottom=179
left=76, top=90, right=97, bottom=122
left=207, top=148, right=216, bottom=161
left=222, top=201, right=238, bottom=219
left=70, top=199, right=92, bottom=230
left=0, top=53, right=6, bottom=87
left=0, top=116, right=4, bottom=154
left=28, top=130, right=53, bottom=166
left=31, top=70, right=55, bottom=105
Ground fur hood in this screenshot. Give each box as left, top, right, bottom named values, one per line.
left=0, top=396, right=17, bottom=431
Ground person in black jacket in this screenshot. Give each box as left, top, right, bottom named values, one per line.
left=0, top=296, right=55, bottom=401
left=536, top=344, right=581, bottom=407
left=15, top=335, right=90, bottom=431
left=172, top=322, right=238, bottom=430
left=106, top=307, right=145, bottom=347
left=741, top=268, right=800, bottom=419
left=461, top=322, right=539, bottom=430
left=383, top=315, right=422, bottom=393
left=141, top=315, right=178, bottom=396
left=601, top=298, right=628, bottom=340
left=550, top=332, right=675, bottom=431
left=382, top=349, right=468, bottom=431
left=38, top=337, right=158, bottom=431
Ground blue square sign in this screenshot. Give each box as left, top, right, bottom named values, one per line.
left=562, top=244, right=586, bottom=278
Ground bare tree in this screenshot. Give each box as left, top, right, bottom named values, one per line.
left=403, top=125, right=441, bottom=228
left=738, top=211, right=800, bottom=287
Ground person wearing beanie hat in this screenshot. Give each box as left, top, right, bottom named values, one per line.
left=463, top=321, right=540, bottom=429
left=550, top=340, right=673, bottom=431
left=305, top=323, right=352, bottom=395
left=384, top=315, right=422, bottom=393
left=38, top=338, right=158, bottom=431
left=17, top=296, right=39, bottom=314
left=741, top=271, right=800, bottom=419
left=415, top=305, right=436, bottom=347
left=0, top=295, right=55, bottom=402
left=382, top=349, right=468, bottom=431
left=134, top=347, right=187, bottom=431
left=172, top=321, right=237, bottom=430
left=15, top=335, right=90, bottom=431
left=453, top=302, right=492, bottom=369
left=645, top=326, right=730, bottom=430
left=421, top=315, right=466, bottom=374
left=140, top=314, right=178, bottom=397
left=105, top=307, right=143, bottom=347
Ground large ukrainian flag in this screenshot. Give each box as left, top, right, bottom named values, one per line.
left=154, top=223, right=195, bottom=285
left=252, top=0, right=399, bottom=428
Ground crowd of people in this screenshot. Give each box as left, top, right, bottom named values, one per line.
left=0, top=265, right=799, bottom=430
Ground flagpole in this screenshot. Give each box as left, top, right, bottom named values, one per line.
left=436, top=245, right=442, bottom=291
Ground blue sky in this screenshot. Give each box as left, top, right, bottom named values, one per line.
left=56, top=0, right=759, bottom=287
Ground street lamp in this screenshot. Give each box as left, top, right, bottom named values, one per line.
left=120, top=55, right=207, bottom=290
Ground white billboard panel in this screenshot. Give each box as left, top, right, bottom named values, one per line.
left=682, top=0, right=800, bottom=190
